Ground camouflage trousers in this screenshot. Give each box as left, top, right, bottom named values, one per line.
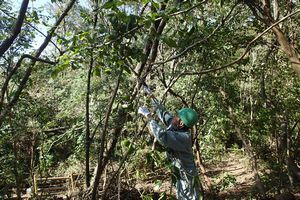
left=172, top=166, right=204, bottom=200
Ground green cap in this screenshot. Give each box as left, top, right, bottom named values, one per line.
left=177, top=108, right=199, bottom=127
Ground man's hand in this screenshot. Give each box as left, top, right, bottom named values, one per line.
left=138, top=106, right=151, bottom=118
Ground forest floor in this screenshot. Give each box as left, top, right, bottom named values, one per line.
left=134, top=150, right=300, bottom=200
left=17, top=150, right=299, bottom=199
left=206, top=150, right=256, bottom=199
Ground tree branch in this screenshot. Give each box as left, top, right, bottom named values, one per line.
left=164, top=9, right=300, bottom=78
left=0, top=54, right=56, bottom=113
left=0, top=0, right=29, bottom=57
left=85, top=0, right=100, bottom=187
left=154, top=1, right=240, bottom=65
left=157, top=9, right=300, bottom=100
left=0, top=0, right=76, bottom=126
left=98, top=1, right=207, bottom=49
left=0, top=8, right=63, bottom=54
left=21, top=54, right=57, bottom=65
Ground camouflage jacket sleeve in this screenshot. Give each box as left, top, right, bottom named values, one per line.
left=151, top=99, right=173, bottom=126
left=148, top=119, right=191, bottom=153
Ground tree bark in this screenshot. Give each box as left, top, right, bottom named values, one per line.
left=131, top=3, right=167, bottom=102
left=13, top=141, right=21, bottom=200
left=195, top=138, right=212, bottom=191
left=0, top=0, right=29, bottom=57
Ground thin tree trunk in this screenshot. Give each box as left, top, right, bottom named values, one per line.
left=30, top=132, right=37, bottom=196
left=285, top=117, right=294, bottom=187
left=13, top=141, right=21, bottom=200
left=85, top=56, right=93, bottom=188
left=195, top=139, right=212, bottom=191
left=91, top=72, right=122, bottom=200
left=102, top=146, right=132, bottom=199
left=130, top=3, right=167, bottom=102
left=260, top=43, right=275, bottom=108
left=290, top=120, right=300, bottom=182
left=85, top=0, right=99, bottom=187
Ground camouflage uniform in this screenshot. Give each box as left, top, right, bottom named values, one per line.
left=148, top=103, right=203, bottom=200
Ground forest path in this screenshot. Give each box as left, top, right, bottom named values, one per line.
left=206, top=151, right=300, bottom=199
left=205, top=150, right=256, bottom=199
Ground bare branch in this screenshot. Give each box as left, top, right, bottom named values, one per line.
left=0, top=9, right=63, bottom=54
left=154, top=1, right=240, bottom=65
left=139, top=2, right=149, bottom=16
left=0, top=0, right=29, bottom=57
left=160, top=9, right=300, bottom=90
left=0, top=54, right=56, bottom=113
left=0, top=0, right=76, bottom=126
left=21, top=54, right=57, bottom=65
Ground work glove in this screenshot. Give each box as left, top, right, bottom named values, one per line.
left=138, top=106, right=151, bottom=118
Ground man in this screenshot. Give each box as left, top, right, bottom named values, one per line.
left=138, top=98, right=203, bottom=200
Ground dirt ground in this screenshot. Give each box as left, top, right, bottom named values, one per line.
left=134, top=151, right=300, bottom=200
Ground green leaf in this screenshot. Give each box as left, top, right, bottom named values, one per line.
left=94, top=67, right=101, bottom=77
left=142, top=0, right=151, bottom=3
left=50, top=69, right=59, bottom=79
left=121, top=65, right=131, bottom=74
left=104, top=68, right=111, bottom=74
left=121, top=139, right=131, bottom=148
left=32, top=10, right=39, bottom=21
left=154, top=180, right=162, bottom=190
left=51, top=61, right=69, bottom=78
left=102, top=1, right=115, bottom=9
left=162, top=37, right=177, bottom=48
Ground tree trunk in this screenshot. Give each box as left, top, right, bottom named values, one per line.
left=282, top=116, right=294, bottom=187
left=195, top=139, right=212, bottom=191
left=287, top=120, right=300, bottom=184
left=271, top=26, right=300, bottom=75
left=131, top=3, right=167, bottom=102
left=13, top=141, right=22, bottom=200
left=85, top=56, right=93, bottom=188
left=85, top=0, right=99, bottom=186
left=91, top=72, right=122, bottom=200
left=30, top=132, right=37, bottom=196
